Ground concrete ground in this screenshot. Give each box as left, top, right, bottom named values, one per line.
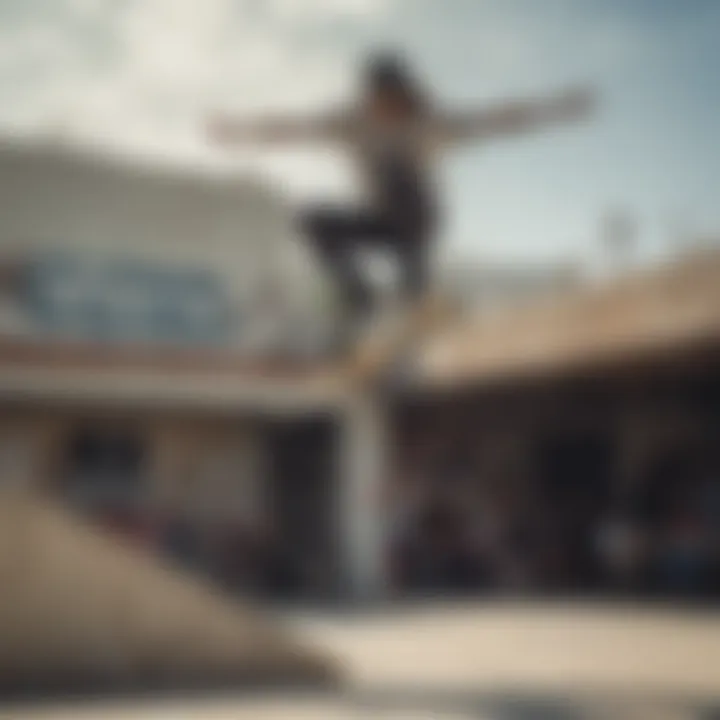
left=4, top=602, right=720, bottom=720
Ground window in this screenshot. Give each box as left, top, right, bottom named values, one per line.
left=25, top=254, right=234, bottom=345
left=63, top=426, right=147, bottom=510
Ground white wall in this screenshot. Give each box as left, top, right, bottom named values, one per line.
left=0, top=137, right=331, bottom=351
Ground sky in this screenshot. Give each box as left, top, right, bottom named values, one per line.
left=0, top=0, right=718, bottom=267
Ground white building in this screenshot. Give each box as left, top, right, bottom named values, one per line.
left=0, top=136, right=382, bottom=602
left=0, top=135, right=332, bottom=355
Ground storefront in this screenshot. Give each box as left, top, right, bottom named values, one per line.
left=387, top=251, right=720, bottom=598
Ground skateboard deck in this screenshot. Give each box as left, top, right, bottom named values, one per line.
left=341, top=295, right=451, bottom=388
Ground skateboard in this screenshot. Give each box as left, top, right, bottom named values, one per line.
left=341, top=294, right=451, bottom=389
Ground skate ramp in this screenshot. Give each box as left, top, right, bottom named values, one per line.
left=0, top=492, right=340, bottom=697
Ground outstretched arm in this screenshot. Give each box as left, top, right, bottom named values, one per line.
left=206, top=112, right=347, bottom=147
left=440, top=86, right=596, bottom=145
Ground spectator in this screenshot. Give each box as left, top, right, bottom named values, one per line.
left=595, top=512, right=645, bottom=593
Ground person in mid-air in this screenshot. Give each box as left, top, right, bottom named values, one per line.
left=208, top=53, right=595, bottom=355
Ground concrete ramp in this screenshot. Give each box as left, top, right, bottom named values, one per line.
left=0, top=493, right=340, bottom=696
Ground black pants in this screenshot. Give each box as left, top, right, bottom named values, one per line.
left=300, top=205, right=433, bottom=320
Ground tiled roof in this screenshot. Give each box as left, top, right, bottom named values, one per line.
left=417, top=250, right=720, bottom=389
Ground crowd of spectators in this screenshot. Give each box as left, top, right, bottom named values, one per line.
left=387, top=426, right=720, bottom=601
left=83, top=421, right=719, bottom=604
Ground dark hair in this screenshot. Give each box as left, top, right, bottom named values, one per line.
left=365, top=52, right=428, bottom=116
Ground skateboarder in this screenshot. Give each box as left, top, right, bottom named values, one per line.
left=208, top=53, right=594, bottom=358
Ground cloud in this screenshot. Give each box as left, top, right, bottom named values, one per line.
left=268, top=0, right=391, bottom=22
left=0, top=0, right=394, bottom=196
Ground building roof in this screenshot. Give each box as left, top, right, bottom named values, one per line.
left=416, top=249, right=720, bottom=390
